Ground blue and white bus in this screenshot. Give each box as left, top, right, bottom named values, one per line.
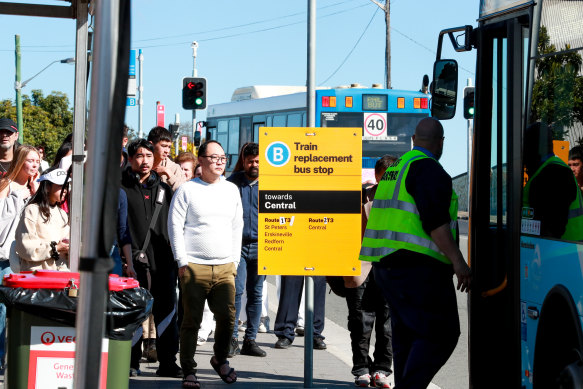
left=205, top=84, right=430, bottom=181
left=432, top=0, right=583, bottom=387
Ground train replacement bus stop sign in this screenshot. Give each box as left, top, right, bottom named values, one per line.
left=259, top=127, right=362, bottom=276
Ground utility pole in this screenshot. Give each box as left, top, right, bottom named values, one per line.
left=138, top=49, right=144, bottom=138
left=15, top=35, right=23, bottom=143
left=369, top=0, right=390, bottom=89
left=191, top=41, right=198, bottom=145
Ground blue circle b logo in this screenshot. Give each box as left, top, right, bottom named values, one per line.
left=265, top=142, right=291, bottom=167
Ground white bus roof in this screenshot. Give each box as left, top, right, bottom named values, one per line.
left=231, top=85, right=307, bottom=101
left=208, top=92, right=307, bottom=119
left=479, top=0, right=532, bottom=19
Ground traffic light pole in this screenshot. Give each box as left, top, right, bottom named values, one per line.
left=192, top=41, right=198, bottom=148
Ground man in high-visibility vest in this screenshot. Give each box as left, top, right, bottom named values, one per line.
left=524, top=122, right=583, bottom=240
left=360, top=117, right=471, bottom=389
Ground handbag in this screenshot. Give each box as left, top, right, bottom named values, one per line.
left=132, top=187, right=165, bottom=289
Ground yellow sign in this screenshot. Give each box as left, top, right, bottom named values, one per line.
left=259, top=127, right=362, bottom=276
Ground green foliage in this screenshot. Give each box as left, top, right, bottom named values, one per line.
left=531, top=26, right=583, bottom=140
left=0, top=89, right=73, bottom=163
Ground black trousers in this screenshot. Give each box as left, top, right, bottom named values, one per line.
left=131, top=264, right=179, bottom=370
left=345, top=271, right=393, bottom=376
left=373, top=262, right=460, bottom=389
left=274, top=275, right=326, bottom=342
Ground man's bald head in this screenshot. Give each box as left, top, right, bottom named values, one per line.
left=412, top=117, right=445, bottom=159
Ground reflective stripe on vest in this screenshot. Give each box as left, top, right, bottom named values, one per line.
left=359, top=149, right=458, bottom=264
left=523, top=156, right=583, bottom=241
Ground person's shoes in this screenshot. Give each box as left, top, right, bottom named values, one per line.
left=313, top=337, right=327, bottom=350
left=295, top=325, right=305, bottom=336
left=371, top=372, right=391, bottom=388
left=240, top=338, right=267, bottom=357
left=129, top=367, right=141, bottom=377
left=227, top=337, right=240, bottom=358
left=274, top=337, right=292, bottom=349
left=238, top=320, right=247, bottom=332
left=258, top=316, right=270, bottom=333
left=146, top=341, right=157, bottom=363
left=197, top=336, right=207, bottom=346
left=156, top=363, right=183, bottom=378
left=354, top=373, right=371, bottom=387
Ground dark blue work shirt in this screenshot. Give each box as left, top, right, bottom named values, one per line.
left=227, top=171, right=258, bottom=244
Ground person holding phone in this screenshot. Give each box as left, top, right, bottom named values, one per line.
left=15, top=167, right=70, bottom=272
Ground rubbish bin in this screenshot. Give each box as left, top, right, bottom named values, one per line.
left=0, top=270, right=152, bottom=389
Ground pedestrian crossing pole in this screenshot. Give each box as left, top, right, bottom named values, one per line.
left=305, top=0, right=316, bottom=387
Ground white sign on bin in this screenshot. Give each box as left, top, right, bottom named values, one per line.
left=29, top=326, right=109, bottom=389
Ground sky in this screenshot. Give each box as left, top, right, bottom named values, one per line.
left=0, top=0, right=478, bottom=176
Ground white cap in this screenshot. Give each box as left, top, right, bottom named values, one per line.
left=37, top=168, right=69, bottom=185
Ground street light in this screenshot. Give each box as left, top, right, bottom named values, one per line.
left=14, top=57, right=75, bottom=143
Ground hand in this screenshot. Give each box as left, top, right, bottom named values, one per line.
left=153, top=165, right=169, bottom=178
left=125, top=264, right=137, bottom=279
left=28, top=172, right=40, bottom=196
left=56, top=239, right=70, bottom=255
left=178, top=265, right=187, bottom=278
left=453, top=259, right=472, bottom=293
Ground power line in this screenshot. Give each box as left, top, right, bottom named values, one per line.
left=16, top=0, right=362, bottom=49
left=320, top=7, right=379, bottom=85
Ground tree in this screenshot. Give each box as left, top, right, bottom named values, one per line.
left=531, top=26, right=583, bottom=140
left=0, top=90, right=73, bottom=163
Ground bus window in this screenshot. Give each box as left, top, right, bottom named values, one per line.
left=217, top=120, right=228, bottom=149
left=273, top=115, right=286, bottom=127
left=288, top=113, right=302, bottom=127
left=522, top=9, right=583, bottom=241
left=253, top=123, right=264, bottom=142
left=490, top=38, right=508, bottom=227
left=228, top=119, right=240, bottom=156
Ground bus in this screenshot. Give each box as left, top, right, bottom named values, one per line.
left=431, top=0, right=583, bottom=387
left=205, top=84, right=431, bottom=181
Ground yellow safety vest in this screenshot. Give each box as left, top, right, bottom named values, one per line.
left=359, top=149, right=458, bottom=264
left=522, top=155, right=583, bottom=241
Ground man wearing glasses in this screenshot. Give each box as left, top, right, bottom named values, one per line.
left=169, top=140, right=243, bottom=387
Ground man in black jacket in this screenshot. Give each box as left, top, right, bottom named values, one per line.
left=121, top=138, right=181, bottom=378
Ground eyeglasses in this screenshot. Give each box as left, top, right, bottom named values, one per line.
left=202, top=155, right=227, bottom=163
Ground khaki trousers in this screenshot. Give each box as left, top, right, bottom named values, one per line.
left=179, top=262, right=236, bottom=376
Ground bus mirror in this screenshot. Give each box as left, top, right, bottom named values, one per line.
left=194, top=131, right=201, bottom=147
left=431, top=59, right=458, bottom=120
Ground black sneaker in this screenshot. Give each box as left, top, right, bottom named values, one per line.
left=156, top=363, right=183, bottom=378
left=313, top=337, right=327, bottom=350
left=227, top=337, right=240, bottom=358
left=275, top=337, right=292, bottom=349
left=240, top=338, right=267, bottom=357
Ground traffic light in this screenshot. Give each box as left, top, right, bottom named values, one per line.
left=463, top=86, right=475, bottom=119
left=168, top=124, right=179, bottom=139
left=182, top=77, right=207, bottom=110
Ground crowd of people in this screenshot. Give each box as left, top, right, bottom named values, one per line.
left=0, top=116, right=476, bottom=389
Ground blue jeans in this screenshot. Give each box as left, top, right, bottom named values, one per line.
left=0, top=260, right=13, bottom=364
left=233, top=243, right=265, bottom=340
left=109, top=245, right=123, bottom=276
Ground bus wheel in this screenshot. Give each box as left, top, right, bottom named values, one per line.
left=558, top=352, right=583, bottom=389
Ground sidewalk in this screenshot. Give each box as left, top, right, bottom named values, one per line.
left=129, top=329, right=356, bottom=388
left=130, top=279, right=358, bottom=388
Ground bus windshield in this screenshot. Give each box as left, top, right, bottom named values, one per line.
left=319, top=111, right=428, bottom=157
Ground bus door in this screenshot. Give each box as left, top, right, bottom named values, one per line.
left=469, top=15, right=528, bottom=388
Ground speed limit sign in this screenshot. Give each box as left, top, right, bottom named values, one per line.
left=364, top=113, right=387, bottom=137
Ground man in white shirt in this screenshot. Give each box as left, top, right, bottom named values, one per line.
left=168, top=140, right=243, bottom=387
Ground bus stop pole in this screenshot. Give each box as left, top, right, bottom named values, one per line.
left=305, top=0, right=316, bottom=387
left=73, top=0, right=120, bottom=387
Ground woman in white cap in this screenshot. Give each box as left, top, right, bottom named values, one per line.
left=15, top=167, right=70, bottom=272
left=0, top=145, right=41, bottom=369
